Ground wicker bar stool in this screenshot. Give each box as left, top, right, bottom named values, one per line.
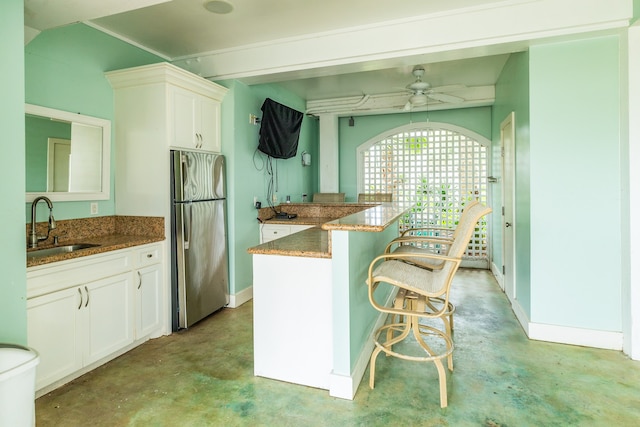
left=366, top=203, right=491, bottom=407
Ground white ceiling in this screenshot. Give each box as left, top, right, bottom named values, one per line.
left=23, top=0, right=514, bottom=105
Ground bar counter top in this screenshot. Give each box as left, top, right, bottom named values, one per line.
left=248, top=228, right=330, bottom=258
left=248, top=202, right=410, bottom=258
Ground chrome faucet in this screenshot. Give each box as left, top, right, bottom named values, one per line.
left=29, top=196, right=56, bottom=248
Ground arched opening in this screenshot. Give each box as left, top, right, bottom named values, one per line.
left=357, top=122, right=491, bottom=266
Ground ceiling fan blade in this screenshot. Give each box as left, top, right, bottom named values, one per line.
left=427, top=92, right=464, bottom=103
left=430, top=84, right=466, bottom=93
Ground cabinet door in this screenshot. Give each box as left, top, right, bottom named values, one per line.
left=171, top=86, right=199, bottom=150
left=27, top=288, right=83, bottom=390
left=198, top=97, right=221, bottom=152
left=135, top=264, right=163, bottom=338
left=83, top=272, right=135, bottom=365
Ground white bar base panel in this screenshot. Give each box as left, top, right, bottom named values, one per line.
left=329, top=287, right=398, bottom=400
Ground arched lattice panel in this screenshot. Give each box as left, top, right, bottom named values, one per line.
left=359, top=123, right=490, bottom=262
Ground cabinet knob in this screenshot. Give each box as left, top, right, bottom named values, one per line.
left=147, top=254, right=153, bottom=258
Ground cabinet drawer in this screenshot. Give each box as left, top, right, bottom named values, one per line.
left=27, top=250, right=133, bottom=299
left=134, top=243, right=162, bottom=268
left=262, top=225, right=290, bottom=241
left=260, top=224, right=313, bottom=243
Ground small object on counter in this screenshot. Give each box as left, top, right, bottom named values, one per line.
left=286, top=195, right=291, bottom=203
left=276, top=212, right=297, bottom=219
left=302, top=193, right=308, bottom=202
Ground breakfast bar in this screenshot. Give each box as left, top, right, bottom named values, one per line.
left=247, top=202, right=410, bottom=399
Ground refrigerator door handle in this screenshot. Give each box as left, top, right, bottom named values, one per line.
left=181, top=153, right=189, bottom=187
left=184, top=202, right=192, bottom=250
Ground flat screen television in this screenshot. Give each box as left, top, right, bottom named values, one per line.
left=258, top=98, right=303, bottom=159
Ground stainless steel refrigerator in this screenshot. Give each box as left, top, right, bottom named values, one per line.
left=170, top=150, right=228, bottom=330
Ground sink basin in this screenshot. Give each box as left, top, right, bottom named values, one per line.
left=27, top=243, right=101, bottom=260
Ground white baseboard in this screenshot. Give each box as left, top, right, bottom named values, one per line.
left=329, top=287, right=398, bottom=400
left=227, top=286, right=253, bottom=308
left=510, top=298, right=530, bottom=336
left=491, top=261, right=504, bottom=291
left=489, top=268, right=622, bottom=351
left=528, top=322, right=623, bottom=350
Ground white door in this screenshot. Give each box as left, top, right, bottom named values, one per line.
left=46, top=138, right=71, bottom=192
left=501, top=112, right=516, bottom=302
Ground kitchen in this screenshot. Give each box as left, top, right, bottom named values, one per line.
left=2, top=0, right=640, bottom=423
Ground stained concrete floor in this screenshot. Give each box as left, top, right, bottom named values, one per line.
left=35, top=269, right=640, bottom=426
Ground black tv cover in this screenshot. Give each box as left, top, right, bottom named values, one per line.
left=258, top=98, right=303, bottom=159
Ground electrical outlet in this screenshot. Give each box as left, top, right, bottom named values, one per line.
left=90, top=203, right=98, bottom=215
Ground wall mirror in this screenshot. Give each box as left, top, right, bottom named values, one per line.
left=25, top=104, right=111, bottom=202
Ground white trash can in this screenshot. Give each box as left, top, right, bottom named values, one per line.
left=0, top=344, right=40, bottom=427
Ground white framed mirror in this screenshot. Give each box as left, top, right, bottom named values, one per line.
left=25, top=104, right=111, bottom=202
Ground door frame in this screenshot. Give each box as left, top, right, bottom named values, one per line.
left=500, top=112, right=516, bottom=302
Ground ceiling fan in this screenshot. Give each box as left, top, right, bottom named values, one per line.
left=403, top=66, right=465, bottom=111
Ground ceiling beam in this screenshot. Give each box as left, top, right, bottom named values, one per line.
left=171, top=0, right=632, bottom=85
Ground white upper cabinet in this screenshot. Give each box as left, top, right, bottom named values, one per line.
left=171, top=85, right=222, bottom=152
left=106, top=62, right=227, bottom=153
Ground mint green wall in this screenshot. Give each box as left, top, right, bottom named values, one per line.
left=0, top=0, right=26, bottom=344
left=330, top=224, right=398, bottom=374
left=492, top=52, right=531, bottom=314
left=220, top=80, right=318, bottom=295
left=338, top=108, right=492, bottom=201
left=25, top=23, right=163, bottom=222
left=529, top=35, right=622, bottom=330
left=25, top=116, right=71, bottom=192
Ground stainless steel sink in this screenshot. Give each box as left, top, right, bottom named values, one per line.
left=27, top=243, right=101, bottom=260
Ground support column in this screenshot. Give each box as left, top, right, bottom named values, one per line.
left=318, top=114, right=339, bottom=192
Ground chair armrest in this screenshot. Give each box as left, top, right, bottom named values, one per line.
left=366, top=252, right=461, bottom=314
left=368, top=251, right=460, bottom=278
left=385, top=235, right=453, bottom=253
left=400, top=227, right=455, bottom=238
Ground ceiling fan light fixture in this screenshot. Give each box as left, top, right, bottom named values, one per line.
left=409, top=94, right=428, bottom=106
left=204, top=0, right=234, bottom=14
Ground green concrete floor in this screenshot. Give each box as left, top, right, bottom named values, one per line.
left=35, top=269, right=640, bottom=426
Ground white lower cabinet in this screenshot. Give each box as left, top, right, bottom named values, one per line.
left=27, top=242, right=164, bottom=393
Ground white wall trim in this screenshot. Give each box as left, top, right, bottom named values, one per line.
left=511, top=299, right=530, bottom=337
left=528, top=323, right=623, bottom=351
left=227, top=286, right=253, bottom=309
left=329, top=287, right=397, bottom=400
left=626, top=22, right=640, bottom=361
left=171, top=0, right=631, bottom=83
left=491, top=261, right=504, bottom=291
left=492, top=269, right=623, bottom=351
